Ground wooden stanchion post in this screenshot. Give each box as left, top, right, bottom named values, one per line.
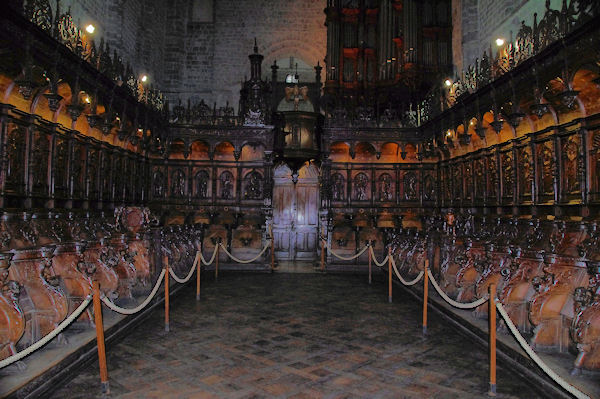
left=215, top=242, right=220, bottom=281
left=196, top=252, right=201, bottom=301
left=489, top=283, right=497, bottom=397
left=423, top=259, right=429, bottom=335
left=320, top=239, right=325, bottom=272
left=164, top=256, right=170, bottom=332
left=92, top=280, right=110, bottom=394
left=271, top=235, right=275, bottom=272
left=387, top=246, right=392, bottom=303
left=368, top=243, right=372, bottom=285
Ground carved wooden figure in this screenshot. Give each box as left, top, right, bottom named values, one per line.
left=84, top=241, right=119, bottom=299
left=110, top=235, right=137, bottom=301
left=51, top=242, right=94, bottom=323
left=571, top=262, right=600, bottom=371
left=528, top=257, right=588, bottom=350
left=0, top=252, right=25, bottom=361
left=8, top=246, right=68, bottom=345
left=498, top=255, right=544, bottom=332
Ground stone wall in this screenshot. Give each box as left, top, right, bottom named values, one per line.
left=56, top=0, right=168, bottom=87
left=162, top=0, right=327, bottom=111
left=458, top=0, right=556, bottom=71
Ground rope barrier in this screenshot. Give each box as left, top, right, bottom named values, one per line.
left=101, top=269, right=166, bottom=315
left=200, top=245, right=219, bottom=266
left=0, top=295, right=93, bottom=369
left=169, top=253, right=199, bottom=284
left=218, top=242, right=270, bottom=264
left=427, top=269, right=488, bottom=309
left=496, top=303, right=591, bottom=399
left=390, top=257, right=424, bottom=286
left=326, top=244, right=369, bottom=261
left=368, top=246, right=389, bottom=267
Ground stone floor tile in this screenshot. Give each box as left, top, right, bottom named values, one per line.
left=49, top=273, right=547, bottom=399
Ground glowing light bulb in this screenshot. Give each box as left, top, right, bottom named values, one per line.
left=444, top=79, right=452, bottom=87
left=141, top=75, right=148, bottom=83
left=495, top=38, right=505, bottom=46
left=84, top=96, right=91, bottom=103
left=86, top=24, right=95, bottom=34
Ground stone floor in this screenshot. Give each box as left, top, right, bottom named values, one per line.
left=50, top=272, right=546, bottom=399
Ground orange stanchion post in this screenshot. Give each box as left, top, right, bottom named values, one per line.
left=320, top=239, right=325, bottom=272
left=92, top=280, right=110, bottom=394
left=387, top=246, right=392, bottom=303
left=215, top=242, right=220, bottom=281
left=423, top=259, right=429, bottom=335
left=489, top=283, right=497, bottom=396
left=368, top=243, right=372, bottom=285
left=164, top=255, right=170, bottom=332
left=196, top=251, right=201, bottom=301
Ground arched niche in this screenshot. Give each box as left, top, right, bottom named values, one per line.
left=380, top=142, right=399, bottom=162
left=214, top=141, right=235, bottom=161
left=240, top=142, right=265, bottom=161
left=169, top=139, right=187, bottom=160
left=329, top=141, right=350, bottom=162
left=354, top=142, right=376, bottom=161
left=190, top=140, right=210, bottom=160
left=572, top=66, right=600, bottom=116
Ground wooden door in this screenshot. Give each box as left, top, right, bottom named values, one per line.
left=273, top=162, right=319, bottom=261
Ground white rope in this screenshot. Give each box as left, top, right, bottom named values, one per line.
left=391, top=257, right=424, bottom=286
left=169, top=253, right=199, bottom=284
left=496, top=303, right=590, bottom=399
left=427, top=269, right=488, bottom=309
left=369, top=246, right=389, bottom=267
left=200, top=245, right=219, bottom=265
left=218, top=242, right=270, bottom=264
left=0, top=295, right=92, bottom=369
left=101, top=269, right=166, bottom=315
left=326, top=244, right=369, bottom=261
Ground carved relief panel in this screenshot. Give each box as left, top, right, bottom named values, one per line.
left=486, top=154, right=498, bottom=203
left=353, top=172, right=369, bottom=201
left=423, top=171, right=436, bottom=202
left=192, top=169, right=210, bottom=199
left=87, top=149, right=99, bottom=201
left=464, top=161, right=473, bottom=201
left=170, top=168, right=186, bottom=198
left=71, top=142, right=85, bottom=199
left=517, top=145, right=533, bottom=203
left=331, top=173, right=345, bottom=202
left=243, top=171, right=263, bottom=200
left=54, top=136, right=70, bottom=198
left=101, top=151, right=112, bottom=201
left=593, top=130, right=600, bottom=202
left=30, top=129, right=50, bottom=196
left=442, top=164, right=451, bottom=203
left=473, top=158, right=484, bottom=200
left=377, top=173, right=394, bottom=202
left=501, top=150, right=514, bottom=202
left=561, top=134, right=582, bottom=200
left=219, top=170, right=234, bottom=200
left=537, top=140, right=555, bottom=201
left=403, top=170, right=418, bottom=201
left=452, top=164, right=462, bottom=202
left=152, top=168, right=165, bottom=199
left=4, top=123, right=26, bottom=194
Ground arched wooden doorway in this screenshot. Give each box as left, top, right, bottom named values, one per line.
left=272, top=162, right=320, bottom=261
